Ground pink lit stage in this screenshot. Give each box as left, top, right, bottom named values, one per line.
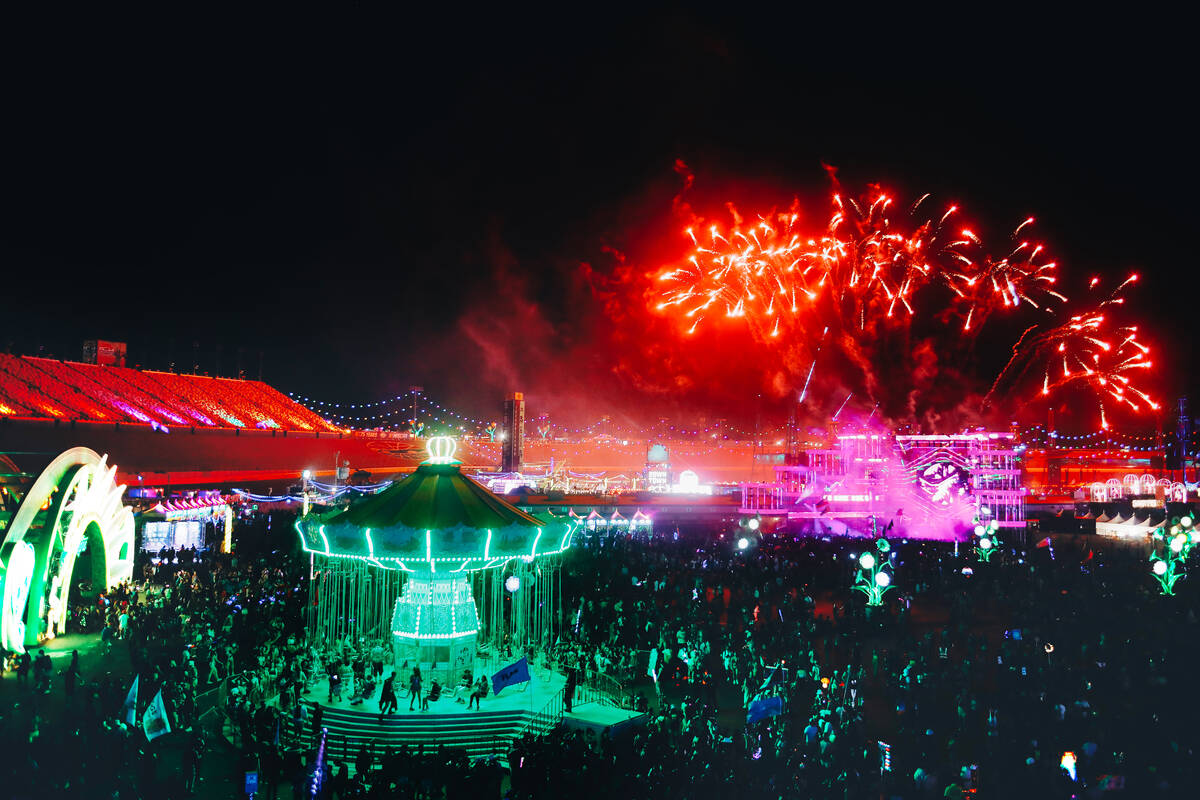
left=740, top=431, right=1026, bottom=540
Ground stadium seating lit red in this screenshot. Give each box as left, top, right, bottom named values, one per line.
left=0, top=355, right=114, bottom=420
left=63, top=362, right=190, bottom=425
left=0, top=354, right=337, bottom=432
left=0, top=382, right=37, bottom=417
left=23, top=357, right=155, bottom=423
left=103, top=367, right=217, bottom=426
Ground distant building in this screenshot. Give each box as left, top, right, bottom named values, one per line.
left=644, top=443, right=671, bottom=491
left=82, top=339, right=127, bottom=367
left=502, top=392, right=525, bottom=473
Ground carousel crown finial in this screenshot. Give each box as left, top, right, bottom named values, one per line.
left=425, top=436, right=459, bottom=464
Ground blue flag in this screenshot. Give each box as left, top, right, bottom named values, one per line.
left=491, top=657, right=531, bottom=696
left=746, top=695, right=783, bottom=724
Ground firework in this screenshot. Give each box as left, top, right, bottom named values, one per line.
left=989, top=273, right=1157, bottom=428
left=655, top=189, right=971, bottom=344
left=653, top=186, right=1060, bottom=421
left=650, top=182, right=1158, bottom=427
left=944, top=217, right=1067, bottom=331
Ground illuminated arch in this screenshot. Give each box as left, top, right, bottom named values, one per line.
left=0, top=447, right=134, bottom=652
left=1104, top=478, right=1123, bottom=500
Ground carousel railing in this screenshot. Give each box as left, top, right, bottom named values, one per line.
left=506, top=686, right=566, bottom=746
left=578, top=671, right=628, bottom=708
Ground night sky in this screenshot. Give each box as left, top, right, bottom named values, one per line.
left=3, top=11, right=1193, bottom=429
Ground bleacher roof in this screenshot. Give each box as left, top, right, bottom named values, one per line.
left=0, top=354, right=336, bottom=432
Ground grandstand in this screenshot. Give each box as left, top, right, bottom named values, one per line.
left=0, top=354, right=757, bottom=489
left=0, top=354, right=431, bottom=488
left=0, top=354, right=337, bottom=432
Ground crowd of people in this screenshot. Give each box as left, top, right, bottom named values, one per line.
left=3, top=505, right=1199, bottom=797
left=0, top=511, right=312, bottom=798
left=502, top=528, right=1200, bottom=798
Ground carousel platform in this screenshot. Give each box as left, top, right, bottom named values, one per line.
left=283, top=668, right=567, bottom=762
left=562, top=703, right=648, bottom=737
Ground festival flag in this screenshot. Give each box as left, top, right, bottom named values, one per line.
left=491, top=657, right=531, bottom=696
left=122, top=675, right=139, bottom=726
left=746, top=695, right=783, bottom=724
left=1036, top=537, right=1052, bottom=548
left=143, top=688, right=172, bottom=741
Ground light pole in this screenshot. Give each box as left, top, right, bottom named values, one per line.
left=301, top=469, right=311, bottom=517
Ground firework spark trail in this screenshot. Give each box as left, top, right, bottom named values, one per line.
left=832, top=392, right=854, bottom=420
left=797, top=326, right=828, bottom=404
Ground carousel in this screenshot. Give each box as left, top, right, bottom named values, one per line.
left=295, top=436, right=575, bottom=684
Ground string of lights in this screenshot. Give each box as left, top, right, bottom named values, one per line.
left=287, top=390, right=1172, bottom=445
left=232, top=481, right=393, bottom=504
left=291, top=390, right=787, bottom=439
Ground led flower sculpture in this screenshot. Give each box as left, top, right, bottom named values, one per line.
left=1149, top=515, right=1195, bottom=596
left=854, top=538, right=895, bottom=606
left=974, top=518, right=1002, bottom=563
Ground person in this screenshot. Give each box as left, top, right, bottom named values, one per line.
left=17, top=650, right=31, bottom=687
left=311, top=701, right=324, bottom=746
left=183, top=726, right=204, bottom=792
left=64, top=650, right=80, bottom=696
left=469, top=675, right=489, bottom=710
left=327, top=661, right=342, bottom=703
left=408, top=666, right=422, bottom=712
left=370, top=643, right=385, bottom=678
left=290, top=699, right=309, bottom=747
left=379, top=673, right=398, bottom=718
left=34, top=649, right=52, bottom=694
left=564, top=668, right=577, bottom=713
left=421, top=679, right=442, bottom=711
left=351, top=672, right=376, bottom=706
left=454, top=669, right=474, bottom=703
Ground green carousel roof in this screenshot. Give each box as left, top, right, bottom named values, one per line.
left=326, top=461, right=541, bottom=530
left=295, top=438, right=573, bottom=570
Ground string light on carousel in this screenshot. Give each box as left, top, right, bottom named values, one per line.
left=1149, top=513, right=1195, bottom=597
left=295, top=436, right=576, bottom=683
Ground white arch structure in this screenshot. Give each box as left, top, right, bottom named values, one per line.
left=0, top=448, right=134, bottom=652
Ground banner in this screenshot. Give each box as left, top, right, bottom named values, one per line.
left=122, top=675, right=139, bottom=726
left=746, top=695, right=783, bottom=724
left=143, top=689, right=172, bottom=741
left=491, top=657, right=531, bottom=696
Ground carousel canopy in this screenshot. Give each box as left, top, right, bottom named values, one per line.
left=295, top=437, right=573, bottom=570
